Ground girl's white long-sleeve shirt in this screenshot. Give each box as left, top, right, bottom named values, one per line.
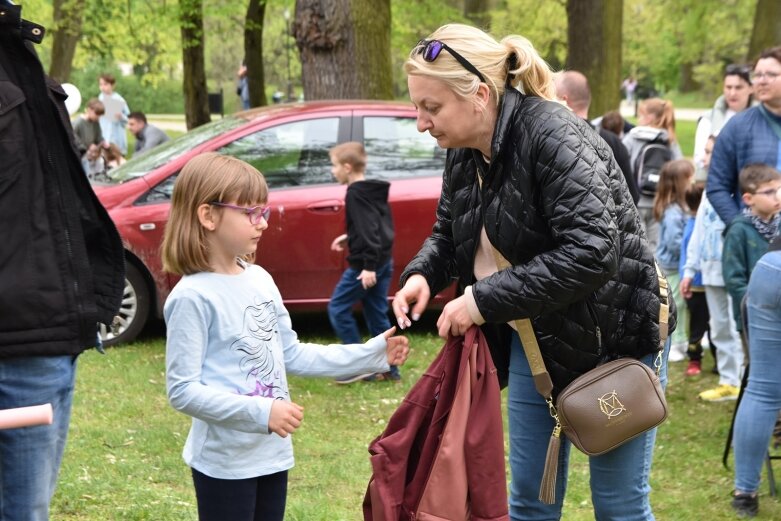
left=164, top=263, right=390, bottom=479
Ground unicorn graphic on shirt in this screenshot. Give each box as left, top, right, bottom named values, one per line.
left=231, top=298, right=288, bottom=400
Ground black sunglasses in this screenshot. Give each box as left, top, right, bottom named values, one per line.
left=415, top=39, right=486, bottom=83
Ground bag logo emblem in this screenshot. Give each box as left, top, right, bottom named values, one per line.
left=598, top=390, right=626, bottom=418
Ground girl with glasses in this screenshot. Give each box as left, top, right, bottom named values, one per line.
left=393, top=23, right=675, bottom=521
left=160, top=152, right=409, bottom=521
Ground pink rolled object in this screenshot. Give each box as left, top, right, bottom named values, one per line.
left=0, top=404, right=54, bottom=429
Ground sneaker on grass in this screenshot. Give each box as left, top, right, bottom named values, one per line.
left=731, top=492, right=758, bottom=518
left=698, top=383, right=739, bottom=402
left=335, top=373, right=375, bottom=385
left=685, top=360, right=702, bottom=377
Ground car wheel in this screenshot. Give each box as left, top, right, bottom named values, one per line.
left=99, top=262, right=151, bottom=347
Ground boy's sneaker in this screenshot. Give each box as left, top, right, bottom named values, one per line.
left=335, top=373, right=375, bottom=385
left=698, top=384, right=739, bottom=402
left=685, top=360, right=702, bottom=376
left=731, top=492, right=758, bottom=518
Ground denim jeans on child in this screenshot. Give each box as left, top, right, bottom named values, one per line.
left=507, top=332, right=670, bottom=521
left=0, top=355, right=77, bottom=521
left=328, top=261, right=392, bottom=344
left=733, top=251, right=781, bottom=494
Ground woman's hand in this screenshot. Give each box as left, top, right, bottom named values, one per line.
left=436, top=295, right=475, bottom=338
left=391, top=274, right=430, bottom=329
left=268, top=400, right=304, bottom=438
left=680, top=276, right=693, bottom=299
left=382, top=327, right=410, bottom=366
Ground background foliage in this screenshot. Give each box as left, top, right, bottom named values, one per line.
left=18, top=0, right=772, bottom=114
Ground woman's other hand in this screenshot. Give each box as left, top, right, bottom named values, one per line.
left=436, top=295, right=475, bottom=338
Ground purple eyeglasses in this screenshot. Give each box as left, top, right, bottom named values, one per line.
left=209, top=202, right=271, bottom=224
left=415, top=39, right=486, bottom=83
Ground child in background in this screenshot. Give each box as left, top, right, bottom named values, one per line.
left=97, top=73, right=130, bottom=155
left=722, top=164, right=781, bottom=340
left=682, top=136, right=745, bottom=401
left=71, top=98, right=105, bottom=157
left=326, top=142, right=399, bottom=383
left=161, top=152, right=409, bottom=521
left=653, top=159, right=694, bottom=362
left=102, top=142, right=126, bottom=171
left=81, top=143, right=105, bottom=180
left=679, top=183, right=709, bottom=376
left=622, top=98, right=684, bottom=251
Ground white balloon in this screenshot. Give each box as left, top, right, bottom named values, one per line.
left=61, top=83, right=82, bottom=116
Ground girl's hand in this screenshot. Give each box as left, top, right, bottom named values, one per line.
left=392, top=274, right=430, bottom=329
left=382, top=327, right=410, bottom=366
left=436, top=295, right=474, bottom=339
left=268, top=400, right=304, bottom=438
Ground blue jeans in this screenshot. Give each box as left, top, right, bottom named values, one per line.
left=734, top=252, right=781, bottom=494
left=507, top=333, right=669, bottom=520
left=328, top=262, right=392, bottom=344
left=0, top=355, right=77, bottom=521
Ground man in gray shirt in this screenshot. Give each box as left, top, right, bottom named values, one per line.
left=128, top=111, right=170, bottom=154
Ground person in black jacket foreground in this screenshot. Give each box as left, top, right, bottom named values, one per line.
left=392, top=24, right=676, bottom=520
left=0, top=4, right=125, bottom=520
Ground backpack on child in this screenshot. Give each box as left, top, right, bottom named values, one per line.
left=631, top=128, right=674, bottom=197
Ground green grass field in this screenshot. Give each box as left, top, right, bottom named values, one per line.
left=50, top=314, right=781, bottom=520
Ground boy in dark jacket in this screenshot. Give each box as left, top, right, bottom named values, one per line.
left=722, top=164, right=781, bottom=335
left=327, top=142, right=398, bottom=382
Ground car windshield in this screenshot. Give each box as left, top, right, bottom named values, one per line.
left=100, top=117, right=246, bottom=184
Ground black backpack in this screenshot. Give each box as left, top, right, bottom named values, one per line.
left=634, top=136, right=673, bottom=197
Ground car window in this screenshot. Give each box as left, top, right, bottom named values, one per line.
left=218, top=117, right=340, bottom=188
left=104, top=117, right=245, bottom=184
left=363, top=117, right=445, bottom=180
left=137, top=174, right=178, bottom=204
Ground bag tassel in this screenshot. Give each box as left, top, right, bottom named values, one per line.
left=539, top=421, right=561, bottom=504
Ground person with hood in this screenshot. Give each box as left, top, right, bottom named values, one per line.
left=692, top=64, right=753, bottom=171
left=326, top=142, right=399, bottom=383
left=392, top=23, right=675, bottom=521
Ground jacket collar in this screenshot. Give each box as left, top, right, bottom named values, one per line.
left=491, top=87, right=523, bottom=161
left=0, top=4, right=46, bottom=44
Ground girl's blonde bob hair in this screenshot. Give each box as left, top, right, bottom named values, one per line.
left=161, top=152, right=268, bottom=276
left=404, top=24, right=557, bottom=105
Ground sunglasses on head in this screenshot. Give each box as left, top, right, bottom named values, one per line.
left=415, top=39, right=486, bottom=83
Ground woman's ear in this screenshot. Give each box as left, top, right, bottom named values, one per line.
left=475, top=83, right=492, bottom=110
left=198, top=203, right=217, bottom=231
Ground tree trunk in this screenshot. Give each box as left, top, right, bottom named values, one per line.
left=180, top=0, right=211, bottom=130
left=244, top=0, right=268, bottom=107
left=678, top=61, right=700, bottom=93
left=48, top=0, right=86, bottom=83
left=747, top=0, right=781, bottom=62
left=295, top=0, right=392, bottom=100
left=565, top=0, right=622, bottom=120
left=464, top=0, right=491, bottom=30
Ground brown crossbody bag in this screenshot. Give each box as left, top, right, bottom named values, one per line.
left=489, top=248, right=669, bottom=505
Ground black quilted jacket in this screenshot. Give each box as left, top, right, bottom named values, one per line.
left=401, top=89, right=676, bottom=393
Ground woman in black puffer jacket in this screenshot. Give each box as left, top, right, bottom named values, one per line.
left=392, top=24, right=676, bottom=521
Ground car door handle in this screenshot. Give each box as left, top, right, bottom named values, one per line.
left=307, top=200, right=343, bottom=213
left=139, top=223, right=156, bottom=231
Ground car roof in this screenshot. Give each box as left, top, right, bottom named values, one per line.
left=233, top=99, right=418, bottom=122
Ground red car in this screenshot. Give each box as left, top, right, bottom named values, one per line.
left=93, top=100, right=452, bottom=345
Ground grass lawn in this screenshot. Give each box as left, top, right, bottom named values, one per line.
left=50, top=315, right=781, bottom=520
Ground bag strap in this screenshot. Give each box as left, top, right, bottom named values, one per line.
left=486, top=242, right=669, bottom=504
